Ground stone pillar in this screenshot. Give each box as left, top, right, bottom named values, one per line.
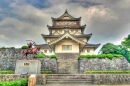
left=28, top=74, right=36, bottom=86
left=56, top=53, right=79, bottom=74
left=43, top=74, right=47, bottom=85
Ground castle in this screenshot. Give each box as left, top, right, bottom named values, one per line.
left=39, top=10, right=100, bottom=55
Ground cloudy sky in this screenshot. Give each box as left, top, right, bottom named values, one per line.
left=0, top=0, right=130, bottom=53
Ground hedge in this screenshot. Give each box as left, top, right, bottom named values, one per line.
left=0, top=70, right=53, bottom=74
left=84, top=70, right=130, bottom=74
left=21, top=46, right=28, bottom=49
left=0, top=70, right=14, bottom=74
left=35, top=54, right=57, bottom=59
left=0, top=78, right=28, bottom=86
left=35, top=53, right=46, bottom=58
left=78, top=54, right=123, bottom=60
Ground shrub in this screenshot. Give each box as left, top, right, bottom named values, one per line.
left=113, top=54, right=123, bottom=58
left=97, top=54, right=103, bottom=59
left=106, top=54, right=113, bottom=60
left=21, top=46, right=28, bottom=49
left=35, top=53, right=46, bottom=58
left=78, top=54, right=122, bottom=60
left=80, top=55, right=86, bottom=58
left=0, top=78, right=28, bottom=86
left=84, top=70, right=130, bottom=74
left=91, top=54, right=97, bottom=58
left=86, top=55, right=91, bottom=59
left=0, top=70, right=14, bottom=74
left=10, top=47, right=15, bottom=49
left=49, top=55, right=57, bottom=59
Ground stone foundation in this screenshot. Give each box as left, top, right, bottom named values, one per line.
left=1, top=48, right=130, bottom=74
left=36, top=74, right=130, bottom=85
left=79, top=57, right=130, bottom=74
left=56, top=53, right=79, bottom=74
left=0, top=48, right=57, bottom=73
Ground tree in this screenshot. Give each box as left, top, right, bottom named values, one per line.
left=99, top=34, right=130, bottom=63
left=99, top=43, right=120, bottom=54
left=21, top=45, right=28, bottom=49
left=121, top=34, right=130, bottom=62
left=121, top=34, right=130, bottom=49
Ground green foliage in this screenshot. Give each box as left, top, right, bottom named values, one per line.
left=86, top=55, right=92, bottom=59
left=106, top=54, right=113, bottom=60
left=35, top=54, right=57, bottom=59
left=1, top=46, right=5, bottom=49
left=49, top=55, right=57, bottom=59
left=84, top=70, right=130, bottom=74
left=97, top=54, right=107, bottom=59
left=0, top=70, right=14, bottom=74
left=91, top=54, right=97, bottom=58
left=0, top=78, right=28, bottom=86
left=121, top=34, right=130, bottom=49
left=99, top=43, right=119, bottom=54
left=10, top=47, right=15, bottom=49
left=79, top=55, right=86, bottom=58
left=35, top=53, right=46, bottom=58
left=99, top=42, right=130, bottom=62
left=41, top=70, right=53, bottom=74
left=21, top=45, right=28, bottom=49
left=78, top=54, right=123, bottom=60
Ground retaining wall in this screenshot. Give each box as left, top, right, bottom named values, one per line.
left=0, top=48, right=57, bottom=73
left=36, top=74, right=130, bottom=85
left=1, top=48, right=130, bottom=74
left=79, top=57, right=130, bottom=73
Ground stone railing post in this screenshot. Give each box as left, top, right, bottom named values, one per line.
left=93, top=74, right=100, bottom=84
left=28, top=74, right=36, bottom=86
left=43, top=74, right=47, bottom=85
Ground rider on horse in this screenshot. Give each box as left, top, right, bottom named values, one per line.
left=27, top=42, right=35, bottom=52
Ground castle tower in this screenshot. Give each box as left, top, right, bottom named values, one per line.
left=41, top=10, right=100, bottom=73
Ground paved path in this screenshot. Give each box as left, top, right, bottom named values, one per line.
left=36, top=84, right=130, bottom=86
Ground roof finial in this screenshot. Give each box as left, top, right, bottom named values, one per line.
left=65, top=9, right=68, bottom=13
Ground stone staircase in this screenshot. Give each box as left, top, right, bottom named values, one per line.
left=46, top=74, right=93, bottom=84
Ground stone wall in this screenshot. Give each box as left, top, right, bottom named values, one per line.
left=93, top=74, right=130, bottom=84
left=36, top=74, right=130, bottom=85
left=1, top=48, right=130, bottom=74
left=79, top=57, right=130, bottom=73
left=56, top=53, right=79, bottom=74
left=0, top=48, right=57, bottom=73
left=0, top=48, right=21, bottom=70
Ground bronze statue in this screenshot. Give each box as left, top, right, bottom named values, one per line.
left=21, top=41, right=40, bottom=60
left=27, top=42, right=35, bottom=52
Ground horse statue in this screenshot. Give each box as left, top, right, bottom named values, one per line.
left=21, top=45, right=40, bottom=60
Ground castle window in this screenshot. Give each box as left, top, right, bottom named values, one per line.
left=44, top=50, right=47, bottom=53
left=87, top=49, right=90, bottom=53
left=62, top=45, right=72, bottom=50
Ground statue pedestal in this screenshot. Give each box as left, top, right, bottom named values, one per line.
left=15, top=60, right=41, bottom=74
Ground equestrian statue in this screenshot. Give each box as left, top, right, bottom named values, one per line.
left=21, top=41, right=40, bottom=60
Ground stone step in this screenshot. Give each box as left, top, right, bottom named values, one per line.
left=47, top=79, right=92, bottom=80
left=46, top=81, right=93, bottom=84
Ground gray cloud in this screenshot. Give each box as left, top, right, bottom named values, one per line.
left=0, top=0, right=130, bottom=54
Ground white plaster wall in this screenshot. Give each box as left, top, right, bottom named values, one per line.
left=55, top=40, right=79, bottom=53
left=80, top=47, right=95, bottom=55
left=40, top=49, right=54, bottom=55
